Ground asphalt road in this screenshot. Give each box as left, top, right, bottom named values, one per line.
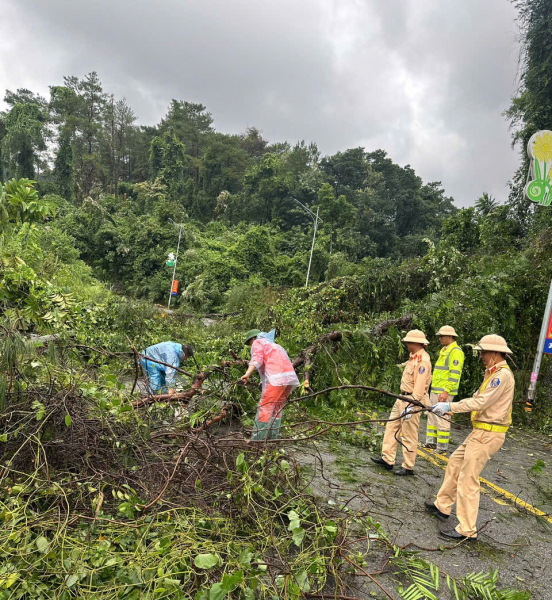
left=293, top=420, right=552, bottom=600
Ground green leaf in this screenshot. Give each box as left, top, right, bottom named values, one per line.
left=530, top=459, right=545, bottom=474
left=236, top=452, right=247, bottom=472
left=0, top=434, right=7, bottom=442
left=294, top=569, right=310, bottom=592
left=238, top=549, right=253, bottom=567
left=66, top=574, right=78, bottom=588
left=324, top=521, right=337, bottom=534
left=209, top=582, right=226, bottom=600
left=65, top=414, right=72, bottom=427
left=292, top=527, right=305, bottom=546
left=194, top=553, right=220, bottom=570
left=287, top=510, right=301, bottom=531
left=36, top=536, right=49, bottom=554
left=221, top=571, right=244, bottom=592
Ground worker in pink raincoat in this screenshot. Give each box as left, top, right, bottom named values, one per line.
left=240, top=329, right=299, bottom=441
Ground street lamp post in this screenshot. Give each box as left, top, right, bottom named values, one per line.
left=168, top=222, right=183, bottom=309
left=292, top=199, right=323, bottom=288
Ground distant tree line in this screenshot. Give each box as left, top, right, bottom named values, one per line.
left=0, top=73, right=456, bottom=261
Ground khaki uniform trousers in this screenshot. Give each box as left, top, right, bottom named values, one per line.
left=434, top=429, right=505, bottom=538
left=381, top=399, right=424, bottom=470
left=426, top=392, right=454, bottom=451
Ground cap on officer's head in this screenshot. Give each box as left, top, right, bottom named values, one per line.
left=436, top=325, right=458, bottom=337
left=474, top=334, right=512, bottom=354
left=401, top=329, right=429, bottom=345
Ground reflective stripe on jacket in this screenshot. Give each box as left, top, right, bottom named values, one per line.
left=431, top=341, right=465, bottom=395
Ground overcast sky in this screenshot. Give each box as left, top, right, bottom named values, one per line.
left=0, top=0, right=522, bottom=206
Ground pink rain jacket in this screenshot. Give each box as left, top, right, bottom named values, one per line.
left=249, top=338, right=300, bottom=391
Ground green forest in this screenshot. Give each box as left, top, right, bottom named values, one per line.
left=1, top=0, right=552, bottom=598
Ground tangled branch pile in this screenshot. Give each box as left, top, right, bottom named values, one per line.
left=0, top=330, right=533, bottom=600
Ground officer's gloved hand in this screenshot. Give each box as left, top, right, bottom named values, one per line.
left=401, top=404, right=415, bottom=420
left=432, top=402, right=451, bottom=417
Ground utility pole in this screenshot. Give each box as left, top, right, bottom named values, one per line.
left=292, top=199, right=323, bottom=288
left=168, top=223, right=183, bottom=309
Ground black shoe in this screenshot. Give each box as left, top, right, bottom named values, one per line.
left=370, top=457, right=393, bottom=471
left=394, top=467, right=414, bottom=476
left=423, top=443, right=436, bottom=449
left=439, top=526, right=475, bottom=541
left=424, top=499, right=449, bottom=520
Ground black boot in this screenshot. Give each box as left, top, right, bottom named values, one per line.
left=439, top=526, right=475, bottom=541
left=370, top=456, right=394, bottom=471
left=424, top=498, right=449, bottom=520
left=394, top=467, right=414, bottom=476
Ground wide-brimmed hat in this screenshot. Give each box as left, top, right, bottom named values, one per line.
left=401, top=329, right=429, bottom=345
left=436, top=325, right=458, bottom=337
left=474, top=334, right=512, bottom=354
left=244, top=329, right=262, bottom=345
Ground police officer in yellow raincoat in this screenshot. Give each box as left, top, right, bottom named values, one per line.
left=424, top=326, right=465, bottom=453
left=424, top=335, right=515, bottom=540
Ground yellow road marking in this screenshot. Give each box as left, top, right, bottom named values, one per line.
left=417, top=447, right=552, bottom=522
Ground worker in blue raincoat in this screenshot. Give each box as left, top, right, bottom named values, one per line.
left=141, top=341, right=194, bottom=394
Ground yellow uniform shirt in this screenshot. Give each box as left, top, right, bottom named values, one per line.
left=400, top=348, right=432, bottom=404
left=451, top=361, right=515, bottom=427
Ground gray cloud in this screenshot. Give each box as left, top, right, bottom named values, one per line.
left=1, top=0, right=522, bottom=205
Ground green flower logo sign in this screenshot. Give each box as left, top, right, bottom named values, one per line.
left=525, top=130, right=552, bottom=206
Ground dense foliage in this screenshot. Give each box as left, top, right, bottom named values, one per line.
left=1, top=73, right=457, bottom=304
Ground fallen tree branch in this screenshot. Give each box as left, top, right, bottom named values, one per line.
left=340, top=552, right=395, bottom=600
left=292, top=331, right=345, bottom=389
left=132, top=365, right=246, bottom=408
left=140, top=442, right=191, bottom=513
left=132, top=370, right=210, bottom=407
left=370, top=314, right=413, bottom=337
left=287, top=384, right=429, bottom=410
left=195, top=402, right=233, bottom=431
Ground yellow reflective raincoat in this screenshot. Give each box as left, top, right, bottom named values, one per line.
left=431, top=341, right=464, bottom=395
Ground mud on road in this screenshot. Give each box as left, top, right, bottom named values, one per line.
left=292, top=420, right=552, bottom=600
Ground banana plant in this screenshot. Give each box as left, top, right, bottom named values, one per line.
left=0, top=178, right=56, bottom=231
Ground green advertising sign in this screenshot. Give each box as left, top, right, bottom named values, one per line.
left=525, top=130, right=552, bottom=206
left=526, top=129, right=552, bottom=412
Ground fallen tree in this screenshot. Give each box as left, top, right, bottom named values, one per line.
left=370, top=314, right=413, bottom=337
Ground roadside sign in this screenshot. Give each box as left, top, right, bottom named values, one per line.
left=526, top=130, right=552, bottom=408
left=544, top=311, right=552, bottom=354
